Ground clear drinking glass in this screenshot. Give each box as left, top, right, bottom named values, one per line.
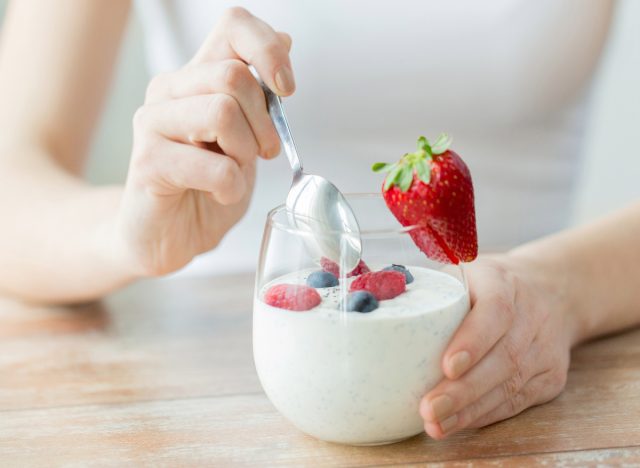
left=253, top=193, right=470, bottom=445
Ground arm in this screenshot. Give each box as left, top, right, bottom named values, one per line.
left=420, top=201, right=640, bottom=438
left=0, top=3, right=293, bottom=304
left=512, top=201, right=640, bottom=343
left=0, top=0, right=133, bottom=302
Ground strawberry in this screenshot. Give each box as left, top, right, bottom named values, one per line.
left=264, top=284, right=322, bottom=311
left=349, top=270, right=406, bottom=300
left=320, top=257, right=370, bottom=278
left=372, top=134, right=477, bottom=264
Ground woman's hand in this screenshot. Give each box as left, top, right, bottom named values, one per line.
left=420, top=253, right=578, bottom=439
left=115, top=7, right=293, bottom=276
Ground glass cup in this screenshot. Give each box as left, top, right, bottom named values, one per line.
left=253, top=193, right=470, bottom=445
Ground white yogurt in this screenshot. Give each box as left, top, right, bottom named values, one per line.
left=253, top=266, right=469, bottom=445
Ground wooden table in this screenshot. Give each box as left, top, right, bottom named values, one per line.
left=1, top=273, right=639, bottom=467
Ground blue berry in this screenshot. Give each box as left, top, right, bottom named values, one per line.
left=382, top=264, right=414, bottom=284
left=346, top=291, right=379, bottom=313
left=306, top=270, right=339, bottom=288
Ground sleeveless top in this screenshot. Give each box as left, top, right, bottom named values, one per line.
left=134, top=0, right=612, bottom=274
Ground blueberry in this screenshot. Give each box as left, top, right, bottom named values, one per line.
left=306, top=270, right=339, bottom=288
left=383, top=264, right=414, bottom=284
left=346, top=291, right=379, bottom=313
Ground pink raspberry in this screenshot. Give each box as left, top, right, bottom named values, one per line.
left=347, top=260, right=371, bottom=277
left=320, top=257, right=371, bottom=278
left=264, top=284, right=322, bottom=311
left=320, top=257, right=340, bottom=277
left=349, top=270, right=406, bottom=300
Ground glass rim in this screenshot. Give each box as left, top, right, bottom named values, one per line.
left=266, top=192, right=422, bottom=237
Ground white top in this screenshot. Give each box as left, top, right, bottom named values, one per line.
left=134, top=0, right=612, bottom=274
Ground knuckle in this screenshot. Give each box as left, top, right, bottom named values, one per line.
left=501, top=368, right=525, bottom=400
left=456, top=379, right=481, bottom=406
left=130, top=136, right=161, bottom=176
left=145, top=72, right=169, bottom=101
left=502, top=337, right=524, bottom=375
left=207, top=94, right=238, bottom=132
left=223, top=60, right=250, bottom=91
left=213, top=158, right=239, bottom=191
left=279, top=31, right=292, bottom=46
left=506, top=392, right=526, bottom=415
left=132, top=106, right=151, bottom=132
left=261, top=40, right=285, bottom=61
left=458, top=399, right=483, bottom=427
left=222, top=6, right=251, bottom=23
left=491, top=293, right=515, bottom=325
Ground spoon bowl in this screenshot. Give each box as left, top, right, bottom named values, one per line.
left=286, top=173, right=361, bottom=270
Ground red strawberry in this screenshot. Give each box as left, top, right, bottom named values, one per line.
left=372, top=134, right=477, bottom=264
left=349, top=270, right=406, bottom=300
left=264, top=284, right=321, bottom=311
left=320, top=257, right=370, bottom=278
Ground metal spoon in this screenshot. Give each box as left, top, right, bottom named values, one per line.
left=249, top=66, right=362, bottom=271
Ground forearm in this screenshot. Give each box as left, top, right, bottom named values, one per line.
left=510, top=202, right=640, bottom=345
left=0, top=149, right=137, bottom=304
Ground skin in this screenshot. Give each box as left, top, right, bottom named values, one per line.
left=421, top=203, right=640, bottom=438
left=0, top=0, right=638, bottom=436
left=0, top=1, right=291, bottom=302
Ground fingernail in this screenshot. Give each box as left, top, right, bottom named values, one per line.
left=430, top=394, right=454, bottom=421
left=448, top=351, right=471, bottom=379
left=275, top=66, right=295, bottom=94
left=440, top=414, right=458, bottom=434
left=263, top=142, right=280, bottom=159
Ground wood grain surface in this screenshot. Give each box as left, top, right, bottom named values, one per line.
left=1, top=273, right=639, bottom=467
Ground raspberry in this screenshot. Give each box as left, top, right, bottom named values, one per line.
left=320, top=257, right=340, bottom=277
left=264, top=284, right=321, bottom=311
left=349, top=270, right=406, bottom=300
left=320, top=257, right=370, bottom=278
left=346, top=260, right=371, bottom=277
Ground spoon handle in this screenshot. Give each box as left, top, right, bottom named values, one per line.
left=248, top=66, right=303, bottom=176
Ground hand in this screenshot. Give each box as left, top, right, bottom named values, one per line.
left=419, top=253, right=577, bottom=439
left=115, top=7, right=294, bottom=276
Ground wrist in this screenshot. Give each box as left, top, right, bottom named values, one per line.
left=506, top=242, right=589, bottom=347
left=95, top=186, right=147, bottom=282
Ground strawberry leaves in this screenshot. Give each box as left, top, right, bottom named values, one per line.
left=398, top=165, right=414, bottom=191
left=381, top=163, right=401, bottom=191
left=415, top=159, right=431, bottom=184
left=430, top=133, right=452, bottom=155
left=371, top=162, right=391, bottom=172
left=373, top=134, right=452, bottom=192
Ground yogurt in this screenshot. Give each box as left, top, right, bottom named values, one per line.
left=253, top=266, right=469, bottom=445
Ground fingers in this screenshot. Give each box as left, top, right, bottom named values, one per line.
left=466, top=369, right=565, bottom=429
left=422, top=369, right=547, bottom=440
left=277, top=31, right=292, bottom=51
left=191, top=7, right=295, bottom=96
left=420, top=316, right=536, bottom=432
left=442, top=265, right=517, bottom=380
left=145, top=60, right=280, bottom=158
left=131, top=139, right=248, bottom=205
left=442, top=293, right=515, bottom=380
left=134, top=94, right=259, bottom=167
left=423, top=339, right=543, bottom=439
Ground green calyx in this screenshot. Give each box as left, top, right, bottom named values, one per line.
left=372, top=134, right=452, bottom=192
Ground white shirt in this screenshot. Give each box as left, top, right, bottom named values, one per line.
left=134, top=0, right=612, bottom=274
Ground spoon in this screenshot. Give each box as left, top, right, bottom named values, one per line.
left=249, top=66, right=362, bottom=271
